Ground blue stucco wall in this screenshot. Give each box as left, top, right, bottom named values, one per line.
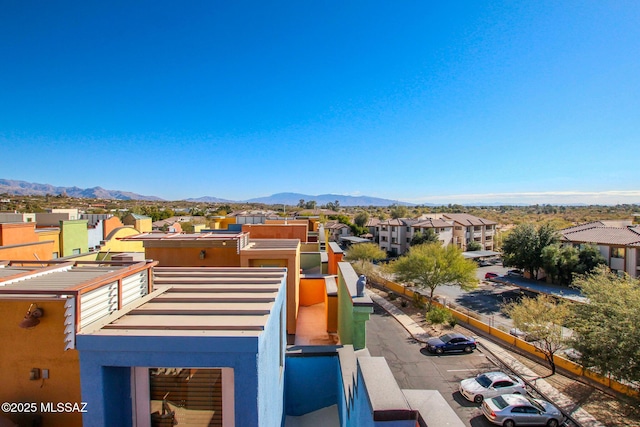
left=257, top=277, right=287, bottom=427
left=86, top=221, right=104, bottom=250
left=78, top=338, right=261, bottom=427
left=285, top=354, right=339, bottom=416
left=77, top=274, right=288, bottom=427
left=103, top=366, right=132, bottom=427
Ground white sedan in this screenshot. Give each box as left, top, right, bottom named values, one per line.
left=459, top=371, right=526, bottom=403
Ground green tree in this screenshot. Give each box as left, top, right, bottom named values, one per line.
left=344, top=243, right=386, bottom=271
left=410, top=229, right=439, bottom=246
left=502, top=294, right=571, bottom=375
left=324, top=200, right=340, bottom=211
left=304, top=200, right=317, bottom=210
left=570, top=267, right=640, bottom=384
left=390, top=204, right=409, bottom=219
left=466, top=240, right=482, bottom=251
left=181, top=222, right=195, bottom=233
left=502, top=222, right=559, bottom=279
left=542, top=244, right=605, bottom=285
left=354, top=212, right=370, bottom=228
left=388, top=243, right=477, bottom=311
left=541, top=244, right=562, bottom=284
left=298, top=199, right=305, bottom=208
left=575, top=244, right=606, bottom=275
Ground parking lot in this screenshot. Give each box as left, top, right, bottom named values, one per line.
left=367, top=304, right=518, bottom=426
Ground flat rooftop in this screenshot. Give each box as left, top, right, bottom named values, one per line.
left=83, top=267, right=287, bottom=337
left=0, top=260, right=153, bottom=295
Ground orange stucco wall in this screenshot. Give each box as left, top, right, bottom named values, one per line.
left=0, top=299, right=82, bottom=427
left=242, top=224, right=308, bottom=242
left=145, top=246, right=242, bottom=267
left=0, top=241, right=56, bottom=261
left=241, top=246, right=301, bottom=335
left=326, top=294, right=338, bottom=333
left=327, top=243, right=344, bottom=275
left=0, top=223, right=40, bottom=246
left=103, top=216, right=125, bottom=239
left=299, top=277, right=326, bottom=306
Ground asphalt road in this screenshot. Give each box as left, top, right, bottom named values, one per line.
left=366, top=304, right=503, bottom=427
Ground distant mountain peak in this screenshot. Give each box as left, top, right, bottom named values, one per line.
left=0, top=179, right=163, bottom=201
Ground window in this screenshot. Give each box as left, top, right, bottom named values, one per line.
left=455, top=226, right=462, bottom=230
left=381, top=226, right=387, bottom=231
left=494, top=381, right=513, bottom=388
left=406, top=227, right=411, bottom=232
left=72, top=248, right=81, bottom=255
left=474, top=226, right=482, bottom=231
left=406, top=238, right=410, bottom=243
left=52, top=252, right=59, bottom=259
left=612, top=247, right=625, bottom=258
left=391, top=237, right=398, bottom=244
left=381, top=236, right=387, bottom=242
left=392, top=226, right=397, bottom=232
left=148, top=368, right=227, bottom=427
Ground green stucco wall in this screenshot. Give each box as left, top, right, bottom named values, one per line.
left=337, top=262, right=373, bottom=350
left=60, top=220, right=89, bottom=257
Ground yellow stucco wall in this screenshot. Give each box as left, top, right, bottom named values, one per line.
left=100, top=227, right=145, bottom=253
left=37, top=229, right=60, bottom=258
left=0, top=299, right=82, bottom=427
left=211, top=217, right=236, bottom=230
left=135, top=218, right=152, bottom=233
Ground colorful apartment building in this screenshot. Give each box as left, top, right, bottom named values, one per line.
left=0, top=260, right=156, bottom=427
left=77, top=267, right=288, bottom=427
left=0, top=222, right=57, bottom=260
left=120, top=232, right=302, bottom=334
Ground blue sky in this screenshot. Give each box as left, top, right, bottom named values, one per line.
left=1, top=1, right=639, bottom=204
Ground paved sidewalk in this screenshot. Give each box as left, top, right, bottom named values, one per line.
left=368, top=290, right=604, bottom=427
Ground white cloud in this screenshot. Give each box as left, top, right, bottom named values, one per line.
left=409, top=190, right=640, bottom=205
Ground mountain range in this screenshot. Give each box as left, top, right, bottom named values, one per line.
left=188, top=192, right=414, bottom=207
left=0, top=179, right=412, bottom=206
left=0, top=179, right=164, bottom=201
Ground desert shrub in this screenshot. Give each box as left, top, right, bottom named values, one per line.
left=426, top=306, right=454, bottom=325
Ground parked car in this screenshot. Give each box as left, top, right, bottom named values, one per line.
left=425, top=332, right=476, bottom=354
left=507, top=269, right=524, bottom=277
left=560, top=348, right=582, bottom=362
left=478, top=260, right=492, bottom=267
left=509, top=327, right=540, bottom=342
left=485, top=272, right=499, bottom=280
left=482, top=394, right=563, bottom=427
left=459, top=371, right=527, bottom=403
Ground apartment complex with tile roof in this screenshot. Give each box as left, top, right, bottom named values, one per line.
left=561, top=221, right=640, bottom=277
left=376, top=213, right=496, bottom=256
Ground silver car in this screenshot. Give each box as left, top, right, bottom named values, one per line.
left=482, top=393, right=563, bottom=427
left=459, top=371, right=526, bottom=403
